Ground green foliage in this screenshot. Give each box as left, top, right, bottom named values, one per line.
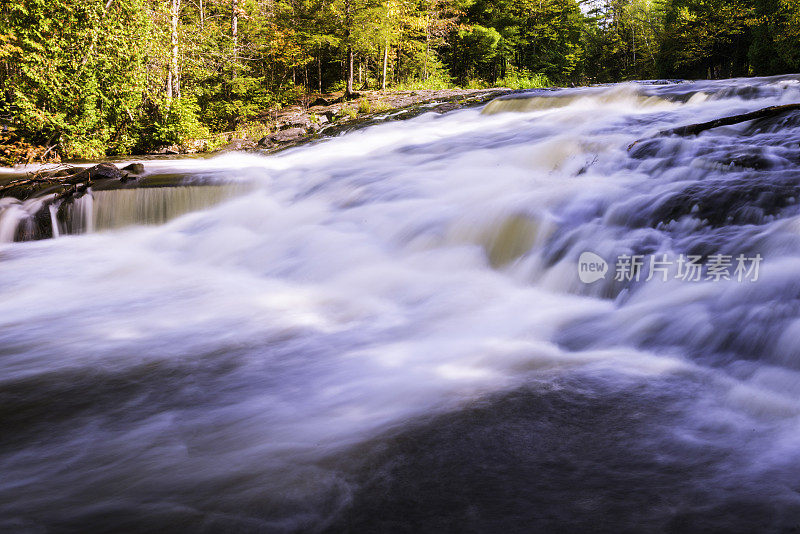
left=337, top=106, right=359, bottom=119
left=1, top=0, right=151, bottom=159
left=128, top=97, right=208, bottom=153
left=196, top=75, right=278, bottom=132
left=658, top=0, right=755, bottom=78
left=465, top=78, right=490, bottom=89
left=443, top=0, right=585, bottom=85
left=747, top=0, right=800, bottom=74
left=395, top=75, right=453, bottom=90
left=235, top=121, right=270, bottom=140
left=357, top=98, right=372, bottom=113
left=157, top=98, right=209, bottom=145
left=581, top=0, right=664, bottom=82
left=371, top=99, right=394, bottom=112
left=2, top=0, right=799, bottom=160
left=452, top=25, right=501, bottom=82
left=497, top=68, right=550, bottom=89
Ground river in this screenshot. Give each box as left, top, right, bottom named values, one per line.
left=2, top=75, right=800, bottom=532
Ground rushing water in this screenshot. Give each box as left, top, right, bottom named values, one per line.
left=3, top=75, right=800, bottom=532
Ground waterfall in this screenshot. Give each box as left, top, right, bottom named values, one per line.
left=2, top=75, right=800, bottom=532
left=0, top=196, right=49, bottom=243
left=68, top=191, right=94, bottom=235
left=49, top=202, right=61, bottom=238
left=0, top=198, right=25, bottom=243
left=90, top=184, right=251, bottom=231
left=0, top=183, right=252, bottom=243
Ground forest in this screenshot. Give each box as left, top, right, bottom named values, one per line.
left=1, top=0, right=799, bottom=160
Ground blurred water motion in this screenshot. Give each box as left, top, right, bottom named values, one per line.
left=2, top=75, right=800, bottom=532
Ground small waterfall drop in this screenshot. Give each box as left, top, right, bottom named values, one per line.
left=49, top=202, right=61, bottom=238
left=0, top=196, right=49, bottom=243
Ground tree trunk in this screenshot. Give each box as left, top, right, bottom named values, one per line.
left=317, top=45, right=322, bottom=93
left=168, top=0, right=180, bottom=102
left=344, top=0, right=354, bottom=97
left=382, top=39, right=388, bottom=91
left=231, top=0, right=238, bottom=53
left=424, top=10, right=429, bottom=81
left=346, top=47, right=354, bottom=95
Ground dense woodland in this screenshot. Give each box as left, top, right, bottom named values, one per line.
left=1, top=0, right=799, bottom=159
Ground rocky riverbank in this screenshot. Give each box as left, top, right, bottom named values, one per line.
left=3, top=88, right=519, bottom=166
left=159, top=88, right=518, bottom=155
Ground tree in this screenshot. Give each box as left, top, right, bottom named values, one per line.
left=0, top=0, right=152, bottom=157
left=657, top=0, right=754, bottom=78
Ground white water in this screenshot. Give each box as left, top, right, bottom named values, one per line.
left=49, top=202, right=61, bottom=238
left=0, top=196, right=48, bottom=243
left=3, top=76, right=800, bottom=531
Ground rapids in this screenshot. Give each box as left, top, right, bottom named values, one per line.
left=2, top=75, right=800, bottom=532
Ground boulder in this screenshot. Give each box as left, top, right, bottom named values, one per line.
left=151, top=145, right=181, bottom=155
left=49, top=166, right=81, bottom=178
left=269, top=127, right=306, bottom=143
left=433, top=102, right=460, bottom=114
left=257, top=136, right=275, bottom=148
left=122, top=163, right=145, bottom=175
left=221, top=138, right=257, bottom=151
left=276, top=114, right=312, bottom=130
left=68, top=163, right=124, bottom=184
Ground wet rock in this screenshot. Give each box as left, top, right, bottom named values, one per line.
left=257, top=136, right=275, bottom=148
left=432, top=102, right=460, bottom=114
left=282, top=116, right=312, bottom=129
left=724, top=153, right=774, bottom=170
left=69, top=163, right=124, bottom=184
left=649, top=173, right=800, bottom=228
left=629, top=139, right=668, bottom=160
left=151, top=145, right=181, bottom=155
left=221, top=139, right=257, bottom=151
left=269, top=127, right=306, bottom=143
left=747, top=110, right=800, bottom=134
left=122, top=163, right=145, bottom=175
left=48, top=166, right=81, bottom=178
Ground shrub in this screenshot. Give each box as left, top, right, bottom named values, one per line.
left=496, top=69, right=551, bottom=89
left=337, top=106, right=358, bottom=120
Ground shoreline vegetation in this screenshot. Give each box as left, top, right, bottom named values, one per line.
left=1, top=87, right=515, bottom=165
left=1, top=0, right=799, bottom=165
